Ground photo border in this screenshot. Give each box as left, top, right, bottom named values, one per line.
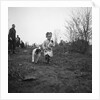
left=0, top=0, right=100, bottom=100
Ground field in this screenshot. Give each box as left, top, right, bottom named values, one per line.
left=8, top=46, right=92, bottom=93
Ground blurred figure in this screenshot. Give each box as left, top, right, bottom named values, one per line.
left=16, top=35, right=20, bottom=47
left=20, top=40, right=24, bottom=48
left=8, top=24, right=16, bottom=54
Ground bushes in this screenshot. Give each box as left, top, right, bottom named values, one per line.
left=68, top=39, right=89, bottom=54
left=54, top=39, right=91, bottom=55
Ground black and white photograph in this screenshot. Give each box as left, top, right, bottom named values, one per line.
left=1, top=0, right=100, bottom=99
left=8, top=7, right=92, bottom=93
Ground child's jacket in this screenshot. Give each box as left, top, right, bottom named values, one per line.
left=42, top=39, right=54, bottom=57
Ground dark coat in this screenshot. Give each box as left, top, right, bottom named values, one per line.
left=8, top=28, right=16, bottom=40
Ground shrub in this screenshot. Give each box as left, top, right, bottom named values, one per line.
left=68, top=39, right=89, bottom=54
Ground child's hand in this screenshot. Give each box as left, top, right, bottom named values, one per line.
left=49, top=43, right=53, bottom=48
left=48, top=47, right=52, bottom=50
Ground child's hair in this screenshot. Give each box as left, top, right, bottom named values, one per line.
left=46, top=32, right=52, bottom=37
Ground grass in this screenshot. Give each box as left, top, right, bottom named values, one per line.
left=8, top=46, right=92, bottom=93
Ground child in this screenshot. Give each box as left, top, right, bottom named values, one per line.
left=42, top=32, right=55, bottom=64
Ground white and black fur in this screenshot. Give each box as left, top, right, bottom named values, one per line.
left=32, top=47, right=41, bottom=63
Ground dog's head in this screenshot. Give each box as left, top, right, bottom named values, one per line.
left=35, top=47, right=41, bottom=55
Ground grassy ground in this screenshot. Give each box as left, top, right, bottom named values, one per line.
left=8, top=47, right=92, bottom=93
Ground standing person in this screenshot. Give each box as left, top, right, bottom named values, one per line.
left=42, top=32, right=55, bottom=64
left=16, top=35, right=20, bottom=47
left=20, top=40, right=24, bottom=48
left=8, top=24, right=16, bottom=54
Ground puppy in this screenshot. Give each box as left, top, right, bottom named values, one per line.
left=32, top=47, right=41, bottom=63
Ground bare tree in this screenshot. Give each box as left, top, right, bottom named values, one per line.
left=53, top=29, right=61, bottom=45
left=65, top=7, right=92, bottom=42
left=64, top=20, right=78, bottom=42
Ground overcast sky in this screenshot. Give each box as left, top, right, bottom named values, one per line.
left=8, top=7, right=74, bottom=45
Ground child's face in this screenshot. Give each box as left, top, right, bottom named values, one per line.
left=47, top=34, right=52, bottom=40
